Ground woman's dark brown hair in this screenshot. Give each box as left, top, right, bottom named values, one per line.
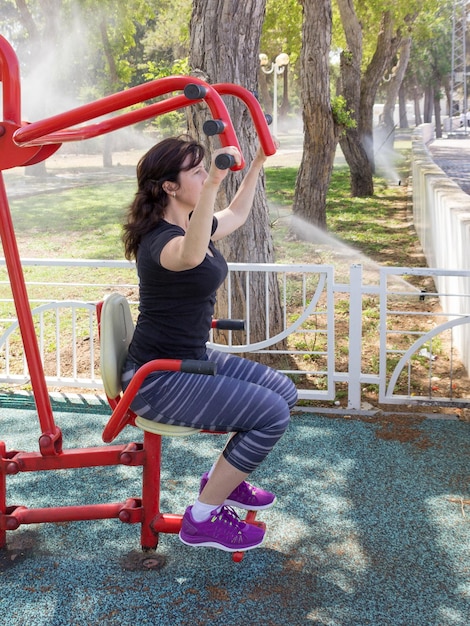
left=122, top=136, right=205, bottom=260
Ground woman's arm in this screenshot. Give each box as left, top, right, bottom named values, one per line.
left=212, top=146, right=268, bottom=241
left=159, top=146, right=241, bottom=272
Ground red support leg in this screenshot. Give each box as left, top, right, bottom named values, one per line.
left=0, top=441, right=6, bottom=549
left=0, top=173, right=59, bottom=450
left=141, top=432, right=165, bottom=550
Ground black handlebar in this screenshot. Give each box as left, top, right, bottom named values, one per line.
left=184, top=83, right=208, bottom=100
left=203, top=119, right=226, bottom=136
left=213, top=319, right=245, bottom=331
left=215, top=153, right=236, bottom=170
left=180, top=359, right=217, bottom=375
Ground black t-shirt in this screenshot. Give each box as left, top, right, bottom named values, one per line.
left=128, top=218, right=228, bottom=365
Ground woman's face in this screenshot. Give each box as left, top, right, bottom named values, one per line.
left=174, top=157, right=208, bottom=208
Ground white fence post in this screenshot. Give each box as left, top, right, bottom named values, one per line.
left=347, top=264, right=363, bottom=410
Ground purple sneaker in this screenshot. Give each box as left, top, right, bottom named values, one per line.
left=178, top=505, right=265, bottom=551
left=199, top=472, right=276, bottom=511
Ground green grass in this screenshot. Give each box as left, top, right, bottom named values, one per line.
left=266, top=150, right=422, bottom=271
left=265, top=166, right=297, bottom=207
left=10, top=181, right=135, bottom=258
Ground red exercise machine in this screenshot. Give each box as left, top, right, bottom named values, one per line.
left=0, top=34, right=276, bottom=562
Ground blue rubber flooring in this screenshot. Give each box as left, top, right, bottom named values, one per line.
left=1, top=394, right=469, bottom=626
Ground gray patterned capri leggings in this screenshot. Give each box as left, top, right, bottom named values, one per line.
left=121, top=348, right=298, bottom=474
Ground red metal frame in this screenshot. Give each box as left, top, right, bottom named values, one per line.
left=0, top=34, right=273, bottom=559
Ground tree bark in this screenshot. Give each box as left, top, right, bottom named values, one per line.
left=258, top=69, right=272, bottom=115
left=189, top=0, right=284, bottom=348
left=292, top=0, right=339, bottom=229
left=378, top=37, right=412, bottom=154
left=339, top=48, right=374, bottom=197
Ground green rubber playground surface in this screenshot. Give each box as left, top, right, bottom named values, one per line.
left=1, top=393, right=469, bottom=626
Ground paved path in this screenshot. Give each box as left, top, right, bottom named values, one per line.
left=427, top=136, right=470, bottom=195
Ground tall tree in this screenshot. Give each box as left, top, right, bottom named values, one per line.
left=292, top=0, right=341, bottom=229
left=336, top=5, right=405, bottom=196
left=381, top=36, right=412, bottom=148
left=188, top=0, right=284, bottom=345
left=402, top=1, right=453, bottom=134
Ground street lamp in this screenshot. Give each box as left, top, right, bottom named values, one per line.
left=259, top=52, right=290, bottom=136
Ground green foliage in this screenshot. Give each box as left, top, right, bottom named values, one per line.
left=262, top=0, right=302, bottom=74
left=142, top=0, right=191, bottom=60
left=140, top=57, right=190, bottom=136
left=333, top=0, right=442, bottom=70
left=0, top=0, right=190, bottom=104
left=406, top=0, right=453, bottom=90
left=143, top=58, right=190, bottom=81
left=151, top=110, right=187, bottom=137
left=331, top=95, right=357, bottom=131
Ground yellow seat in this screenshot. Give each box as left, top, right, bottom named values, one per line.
left=99, top=292, right=201, bottom=437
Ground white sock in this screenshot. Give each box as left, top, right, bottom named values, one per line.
left=191, top=499, right=221, bottom=522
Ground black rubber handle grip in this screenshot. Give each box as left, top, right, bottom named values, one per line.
left=180, top=359, right=217, bottom=375
left=265, top=113, right=273, bottom=126
left=215, top=153, right=236, bottom=170
left=203, top=119, right=226, bottom=136
left=184, top=83, right=208, bottom=100
left=213, top=319, right=245, bottom=331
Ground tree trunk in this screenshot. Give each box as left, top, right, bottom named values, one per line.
left=339, top=48, right=374, bottom=197
left=378, top=37, right=412, bottom=155
left=293, top=0, right=339, bottom=229
left=258, top=69, right=272, bottom=115
left=434, top=88, right=442, bottom=138
left=398, top=84, right=409, bottom=129
left=382, top=38, right=412, bottom=133
left=413, top=81, right=423, bottom=126
left=337, top=6, right=403, bottom=197
left=336, top=0, right=372, bottom=197
left=189, top=0, right=284, bottom=348
left=442, top=74, right=451, bottom=116
left=424, top=85, right=433, bottom=122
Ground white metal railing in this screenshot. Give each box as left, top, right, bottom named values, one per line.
left=0, top=258, right=469, bottom=410
left=412, top=126, right=470, bottom=376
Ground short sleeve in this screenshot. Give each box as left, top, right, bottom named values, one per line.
left=148, top=223, right=185, bottom=265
